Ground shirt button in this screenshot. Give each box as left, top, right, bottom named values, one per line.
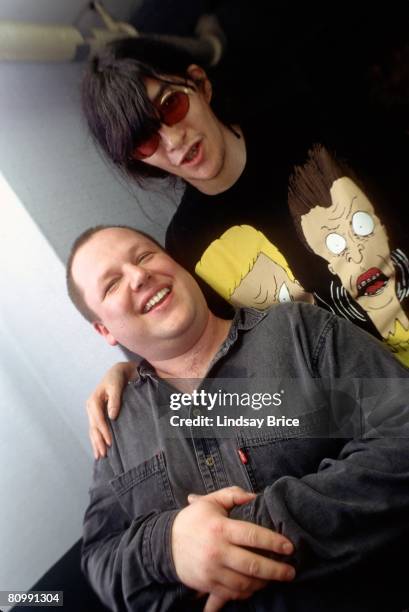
left=193, top=408, right=201, bottom=416
left=205, top=456, right=215, bottom=467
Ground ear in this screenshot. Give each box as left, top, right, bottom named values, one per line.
left=93, top=321, right=118, bottom=346
left=187, top=64, right=212, bottom=103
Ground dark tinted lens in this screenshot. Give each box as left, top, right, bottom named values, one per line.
left=132, top=132, right=160, bottom=160
left=132, top=90, right=189, bottom=160
left=160, top=91, right=189, bottom=126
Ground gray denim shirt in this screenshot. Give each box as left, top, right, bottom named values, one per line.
left=82, top=304, right=409, bottom=612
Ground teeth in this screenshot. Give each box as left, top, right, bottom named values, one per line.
left=143, top=287, right=170, bottom=313
left=358, top=272, right=381, bottom=291
left=184, top=144, right=198, bottom=162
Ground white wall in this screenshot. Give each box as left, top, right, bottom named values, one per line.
left=0, top=0, right=183, bottom=596
left=0, top=175, right=127, bottom=592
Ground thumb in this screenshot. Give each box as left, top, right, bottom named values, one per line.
left=187, top=493, right=202, bottom=504
left=207, top=486, right=256, bottom=510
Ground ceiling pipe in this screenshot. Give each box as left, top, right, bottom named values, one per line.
left=0, top=2, right=137, bottom=62
left=0, top=2, right=223, bottom=66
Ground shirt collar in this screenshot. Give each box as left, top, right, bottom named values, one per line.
left=234, top=307, right=269, bottom=331
left=136, top=308, right=268, bottom=383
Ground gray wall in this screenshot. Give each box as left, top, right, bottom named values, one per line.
left=0, top=60, right=182, bottom=260
left=0, top=0, right=183, bottom=597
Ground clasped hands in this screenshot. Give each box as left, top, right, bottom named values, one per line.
left=171, top=486, right=295, bottom=612
left=85, top=367, right=296, bottom=610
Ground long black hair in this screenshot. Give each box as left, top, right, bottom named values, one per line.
left=81, top=36, right=228, bottom=183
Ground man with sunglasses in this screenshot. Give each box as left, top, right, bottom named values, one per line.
left=81, top=36, right=409, bottom=461
left=68, top=224, right=409, bottom=612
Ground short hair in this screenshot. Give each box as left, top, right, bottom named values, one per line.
left=66, top=224, right=163, bottom=323
left=195, top=225, right=296, bottom=301
left=82, top=37, right=207, bottom=183
left=288, top=145, right=365, bottom=249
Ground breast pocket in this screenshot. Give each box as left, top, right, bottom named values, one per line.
left=109, top=451, right=177, bottom=519
left=237, top=408, right=344, bottom=492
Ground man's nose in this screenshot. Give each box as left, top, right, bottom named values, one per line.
left=158, top=123, right=185, bottom=153
left=124, top=263, right=149, bottom=291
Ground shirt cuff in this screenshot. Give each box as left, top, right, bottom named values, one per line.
left=142, top=509, right=180, bottom=583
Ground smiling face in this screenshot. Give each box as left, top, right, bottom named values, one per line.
left=71, top=228, right=209, bottom=360
left=301, top=176, right=396, bottom=313
left=136, top=67, right=230, bottom=190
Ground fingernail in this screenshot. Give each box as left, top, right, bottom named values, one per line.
left=282, top=542, right=293, bottom=554
left=285, top=567, right=296, bottom=581
left=188, top=493, right=198, bottom=501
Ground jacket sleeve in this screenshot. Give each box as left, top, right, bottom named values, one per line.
left=230, top=312, right=409, bottom=583
left=81, top=457, right=192, bottom=612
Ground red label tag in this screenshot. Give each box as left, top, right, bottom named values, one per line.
left=237, top=449, right=248, bottom=465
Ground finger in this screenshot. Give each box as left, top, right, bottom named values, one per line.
left=204, top=574, right=266, bottom=611
left=106, top=387, right=122, bottom=419
left=97, top=421, right=112, bottom=447
left=187, top=493, right=203, bottom=503
left=204, top=593, right=228, bottom=612
left=222, top=545, right=295, bottom=582
left=88, top=404, right=112, bottom=447
left=203, top=593, right=227, bottom=612
left=206, top=486, right=257, bottom=510
left=209, top=568, right=267, bottom=595
left=90, top=430, right=100, bottom=460
left=224, top=519, right=294, bottom=555
left=188, top=488, right=256, bottom=506
left=90, top=428, right=108, bottom=459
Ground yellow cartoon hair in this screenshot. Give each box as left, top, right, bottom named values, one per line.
left=386, top=319, right=409, bottom=368
left=195, top=225, right=295, bottom=300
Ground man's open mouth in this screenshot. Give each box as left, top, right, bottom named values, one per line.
left=356, top=267, right=388, bottom=297
left=143, top=287, right=171, bottom=313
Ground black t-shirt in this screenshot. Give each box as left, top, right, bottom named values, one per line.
left=166, top=106, right=409, bottom=366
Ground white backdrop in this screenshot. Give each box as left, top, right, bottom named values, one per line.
left=0, top=175, right=125, bottom=592
left=0, top=0, right=181, bottom=596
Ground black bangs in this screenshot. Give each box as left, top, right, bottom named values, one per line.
left=82, top=57, right=161, bottom=165
left=81, top=36, right=198, bottom=180
left=104, top=62, right=162, bottom=164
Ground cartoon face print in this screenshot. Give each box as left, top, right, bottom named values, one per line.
left=300, top=176, right=396, bottom=315
left=229, top=252, right=313, bottom=309
left=195, top=225, right=314, bottom=310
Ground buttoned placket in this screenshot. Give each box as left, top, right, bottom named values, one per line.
left=138, top=308, right=269, bottom=497
left=185, top=309, right=269, bottom=494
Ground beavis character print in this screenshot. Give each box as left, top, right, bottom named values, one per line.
left=288, top=144, right=409, bottom=367
left=195, top=225, right=314, bottom=309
